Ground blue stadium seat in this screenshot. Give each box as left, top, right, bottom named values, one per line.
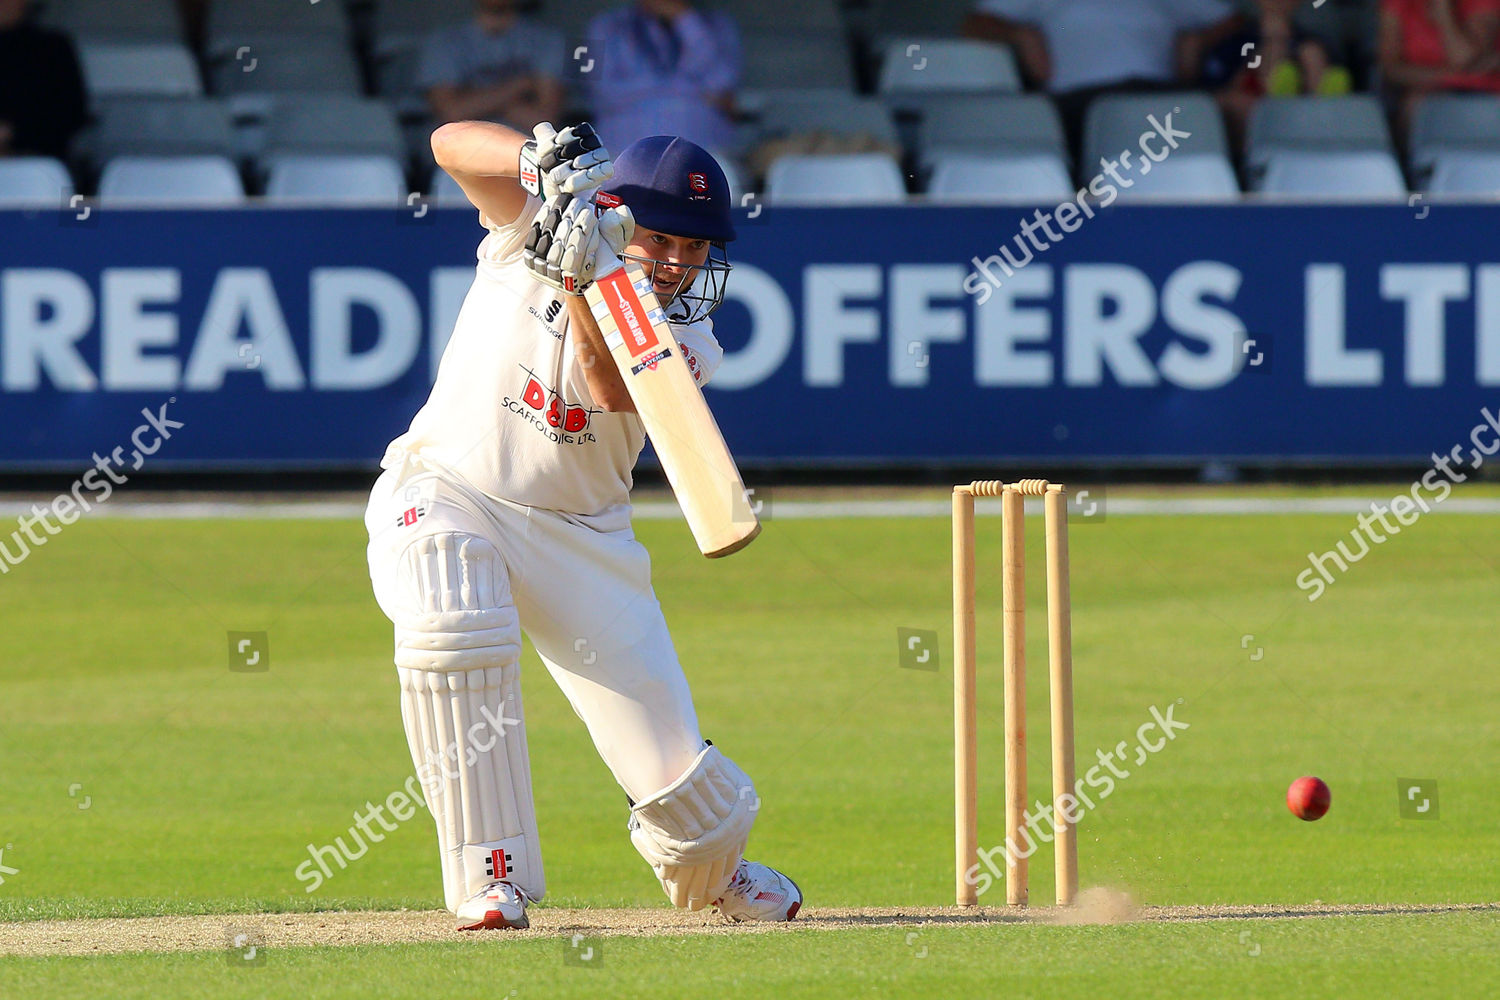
left=0, top=157, right=74, bottom=208
left=1257, top=151, right=1405, bottom=197
left=40, top=0, right=183, bottom=43
left=264, top=155, right=407, bottom=206
left=918, top=94, right=1067, bottom=170
left=1082, top=93, right=1228, bottom=175
left=371, top=0, right=474, bottom=59
left=205, top=0, right=350, bottom=59
left=1409, top=95, right=1500, bottom=177
left=753, top=93, right=900, bottom=148
left=878, top=38, right=1021, bottom=101
left=208, top=34, right=362, bottom=98
left=854, top=0, right=976, bottom=43
left=263, top=97, right=406, bottom=163
left=1112, top=154, right=1241, bottom=201
left=95, top=99, right=236, bottom=162
left=372, top=45, right=428, bottom=120
left=926, top=153, right=1072, bottom=203
left=1247, top=96, right=1393, bottom=174
left=741, top=33, right=856, bottom=96
left=79, top=41, right=202, bottom=100
left=1428, top=152, right=1500, bottom=195
left=767, top=153, right=906, bottom=204
left=98, top=156, right=246, bottom=207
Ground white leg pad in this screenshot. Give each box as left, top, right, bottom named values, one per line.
left=392, top=533, right=543, bottom=912
left=629, top=745, right=758, bottom=910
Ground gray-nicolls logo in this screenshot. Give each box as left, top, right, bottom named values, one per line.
left=544, top=299, right=563, bottom=323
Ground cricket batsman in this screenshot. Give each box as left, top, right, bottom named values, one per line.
left=363, top=119, right=802, bottom=930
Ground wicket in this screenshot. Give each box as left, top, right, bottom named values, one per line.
left=953, top=479, right=1077, bottom=908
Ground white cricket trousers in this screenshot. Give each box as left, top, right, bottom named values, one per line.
left=365, top=452, right=705, bottom=803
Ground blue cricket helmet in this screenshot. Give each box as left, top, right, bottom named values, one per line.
left=601, top=135, right=737, bottom=243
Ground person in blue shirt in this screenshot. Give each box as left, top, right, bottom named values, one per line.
left=584, top=1, right=741, bottom=155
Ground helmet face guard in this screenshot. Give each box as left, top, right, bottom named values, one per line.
left=620, top=243, right=731, bottom=325
left=596, top=135, right=737, bottom=324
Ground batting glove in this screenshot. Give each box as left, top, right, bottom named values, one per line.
left=524, top=193, right=635, bottom=295
left=520, top=122, right=613, bottom=201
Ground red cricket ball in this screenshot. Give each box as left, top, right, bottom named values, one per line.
left=1286, top=776, right=1331, bottom=821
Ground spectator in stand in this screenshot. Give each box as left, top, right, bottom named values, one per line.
left=419, top=0, right=565, bottom=130
left=0, top=0, right=87, bottom=161
left=963, top=0, right=1242, bottom=160
left=1379, top=0, right=1500, bottom=133
left=1207, top=0, right=1352, bottom=153
left=584, top=1, right=741, bottom=154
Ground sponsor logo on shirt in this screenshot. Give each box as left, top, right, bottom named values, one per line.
left=500, top=366, right=601, bottom=446
left=681, top=344, right=703, bottom=384
left=528, top=299, right=565, bottom=340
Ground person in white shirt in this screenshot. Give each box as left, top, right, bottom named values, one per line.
left=965, top=0, right=1242, bottom=157
left=364, top=119, right=801, bottom=930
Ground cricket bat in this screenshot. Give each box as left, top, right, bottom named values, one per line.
left=585, top=261, right=760, bottom=557
left=517, top=137, right=759, bottom=557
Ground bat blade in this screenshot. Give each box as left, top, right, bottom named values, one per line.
left=586, top=262, right=760, bottom=557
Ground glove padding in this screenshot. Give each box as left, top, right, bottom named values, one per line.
left=523, top=192, right=635, bottom=295
left=531, top=122, right=613, bottom=198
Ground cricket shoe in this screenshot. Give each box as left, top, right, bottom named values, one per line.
left=714, top=860, right=802, bottom=922
left=456, top=881, right=531, bottom=931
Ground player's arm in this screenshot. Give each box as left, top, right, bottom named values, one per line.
left=566, top=296, right=635, bottom=413
left=430, top=120, right=532, bottom=227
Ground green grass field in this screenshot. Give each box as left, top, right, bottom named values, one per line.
left=2, top=489, right=1497, bottom=997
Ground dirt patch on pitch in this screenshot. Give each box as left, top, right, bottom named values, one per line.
left=1, top=901, right=1494, bottom=957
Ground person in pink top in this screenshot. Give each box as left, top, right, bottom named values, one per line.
left=1380, top=0, right=1500, bottom=131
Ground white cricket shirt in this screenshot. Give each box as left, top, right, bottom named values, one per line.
left=383, top=196, right=724, bottom=516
